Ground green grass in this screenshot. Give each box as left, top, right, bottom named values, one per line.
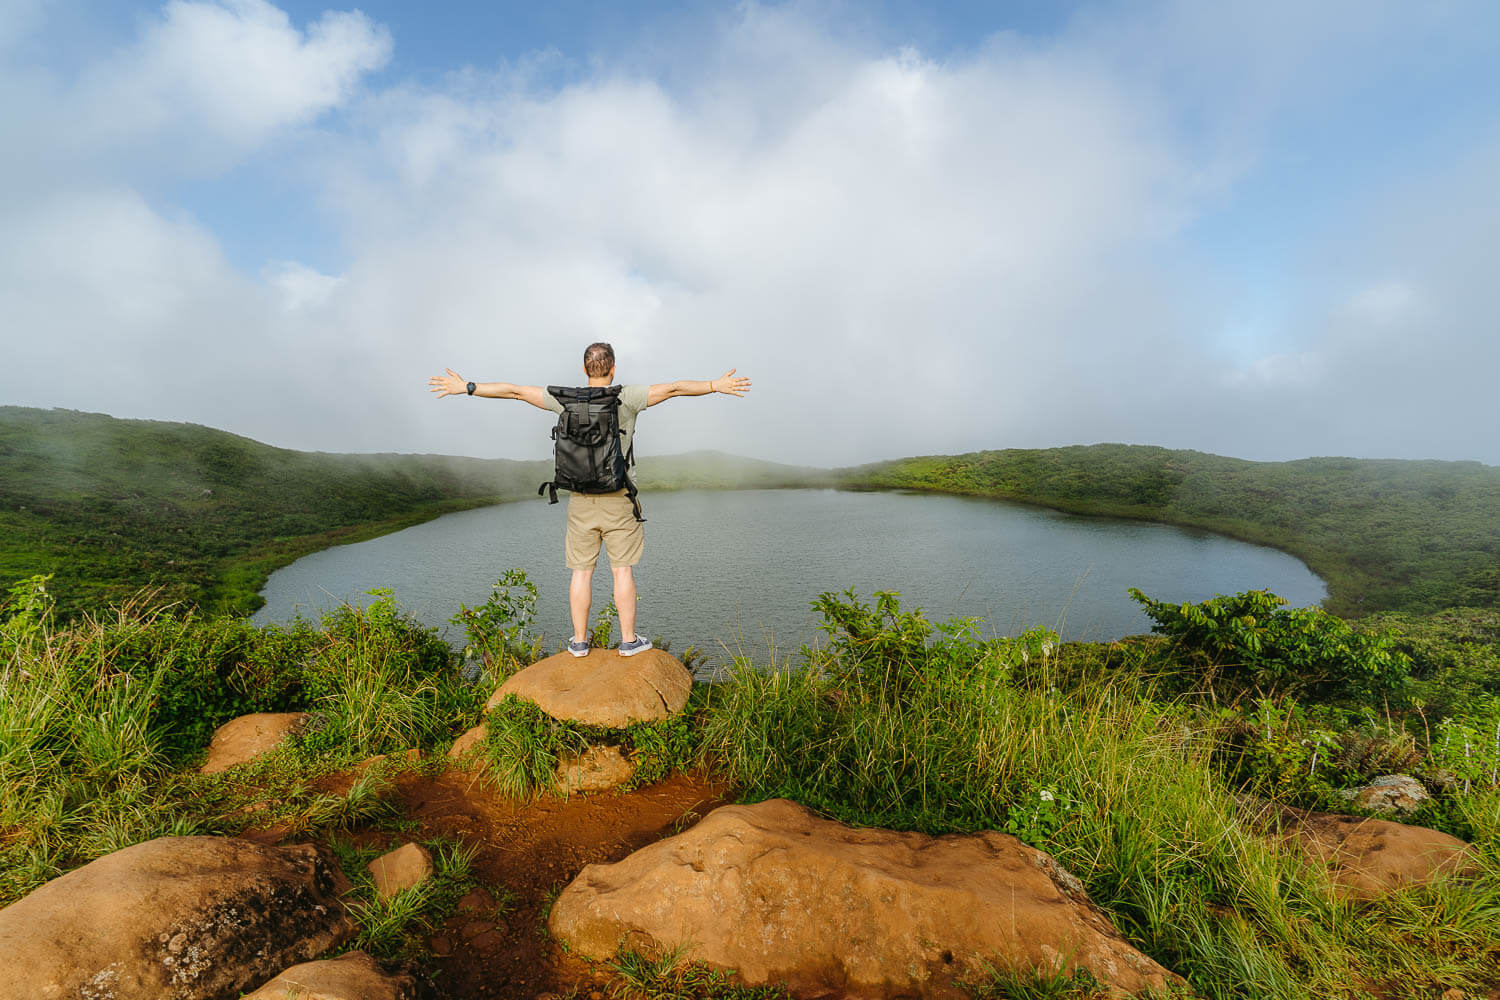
left=5, top=574, right=1500, bottom=998
left=477, top=690, right=704, bottom=797
left=333, top=834, right=482, bottom=961
left=839, top=444, right=1500, bottom=616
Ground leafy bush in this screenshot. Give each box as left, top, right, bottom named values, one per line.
left=808, top=588, right=1053, bottom=703
left=450, top=569, right=539, bottom=678
left=1128, top=588, right=1412, bottom=701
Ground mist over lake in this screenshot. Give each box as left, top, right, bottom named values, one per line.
left=253, top=489, right=1325, bottom=660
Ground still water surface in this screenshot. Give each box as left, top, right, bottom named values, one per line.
left=254, top=490, right=1325, bottom=662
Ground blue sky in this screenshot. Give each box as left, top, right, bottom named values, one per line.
left=2, top=0, right=1498, bottom=465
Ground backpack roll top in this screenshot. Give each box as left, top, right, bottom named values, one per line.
left=538, top=385, right=644, bottom=521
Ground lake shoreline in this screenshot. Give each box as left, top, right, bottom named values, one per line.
left=253, top=488, right=1327, bottom=653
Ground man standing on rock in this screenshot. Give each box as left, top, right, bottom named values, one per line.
left=429, top=343, right=751, bottom=657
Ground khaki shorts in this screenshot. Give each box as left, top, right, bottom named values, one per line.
left=565, top=489, right=644, bottom=570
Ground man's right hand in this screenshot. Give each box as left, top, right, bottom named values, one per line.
left=428, top=368, right=468, bottom=398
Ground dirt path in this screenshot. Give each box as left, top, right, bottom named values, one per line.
left=384, top=767, right=734, bottom=998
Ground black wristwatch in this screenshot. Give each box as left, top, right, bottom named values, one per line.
left=466, top=382, right=476, bottom=396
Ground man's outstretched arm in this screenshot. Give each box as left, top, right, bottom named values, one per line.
left=646, top=368, right=752, bottom=407
left=428, top=368, right=551, bottom=410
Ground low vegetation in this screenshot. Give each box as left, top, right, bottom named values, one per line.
left=4, top=571, right=1499, bottom=997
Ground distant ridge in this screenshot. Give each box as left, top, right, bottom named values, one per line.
left=839, top=445, right=1500, bottom=616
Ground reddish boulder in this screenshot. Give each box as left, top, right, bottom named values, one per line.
left=555, top=744, right=637, bottom=794
left=492, top=648, right=691, bottom=727
left=1257, top=801, right=1476, bottom=899
left=368, top=843, right=434, bottom=900
left=448, top=722, right=488, bottom=760
left=0, top=836, right=352, bottom=1000
left=201, top=712, right=310, bottom=774
left=548, top=799, right=1178, bottom=998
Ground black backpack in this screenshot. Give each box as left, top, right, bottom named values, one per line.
left=537, top=385, right=644, bottom=521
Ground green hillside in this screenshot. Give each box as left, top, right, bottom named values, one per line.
left=839, top=445, right=1500, bottom=616
left=0, top=407, right=550, bottom=616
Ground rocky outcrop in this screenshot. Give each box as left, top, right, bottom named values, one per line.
left=549, top=799, right=1178, bottom=998
left=0, top=836, right=352, bottom=1000
left=493, top=648, right=691, bottom=728
left=1340, top=774, right=1430, bottom=814
left=241, top=951, right=418, bottom=1000
left=369, top=843, right=433, bottom=900
left=201, top=712, right=311, bottom=774
left=1252, top=800, right=1476, bottom=899
left=555, top=744, right=637, bottom=794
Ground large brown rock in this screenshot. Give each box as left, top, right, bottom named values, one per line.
left=492, top=648, right=692, bottom=727
left=1254, top=801, right=1476, bottom=899
left=0, top=836, right=353, bottom=1000
left=548, top=799, right=1178, bottom=998
left=201, top=712, right=310, bottom=774
left=242, top=951, right=418, bottom=1000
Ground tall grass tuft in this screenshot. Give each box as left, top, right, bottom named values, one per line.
left=0, top=577, right=485, bottom=904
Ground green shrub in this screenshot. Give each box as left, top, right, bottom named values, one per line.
left=450, top=569, right=539, bottom=678
left=1128, top=588, right=1412, bottom=701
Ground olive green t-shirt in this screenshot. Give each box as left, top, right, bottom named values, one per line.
left=542, top=384, right=649, bottom=476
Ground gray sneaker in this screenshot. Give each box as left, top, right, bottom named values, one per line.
left=566, top=638, right=590, bottom=657
left=618, top=633, right=653, bottom=657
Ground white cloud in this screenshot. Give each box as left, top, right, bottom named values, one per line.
left=6, top=0, right=389, bottom=182
left=2, top=1, right=1497, bottom=466
left=264, top=260, right=342, bottom=311
left=1341, top=280, right=1421, bottom=330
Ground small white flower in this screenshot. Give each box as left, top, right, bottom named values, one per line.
left=1038, top=789, right=1055, bottom=802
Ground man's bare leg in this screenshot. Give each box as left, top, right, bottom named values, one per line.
left=612, top=566, right=638, bottom=642
left=569, top=568, right=592, bottom=642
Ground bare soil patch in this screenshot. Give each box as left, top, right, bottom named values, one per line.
left=300, top=766, right=734, bottom=998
